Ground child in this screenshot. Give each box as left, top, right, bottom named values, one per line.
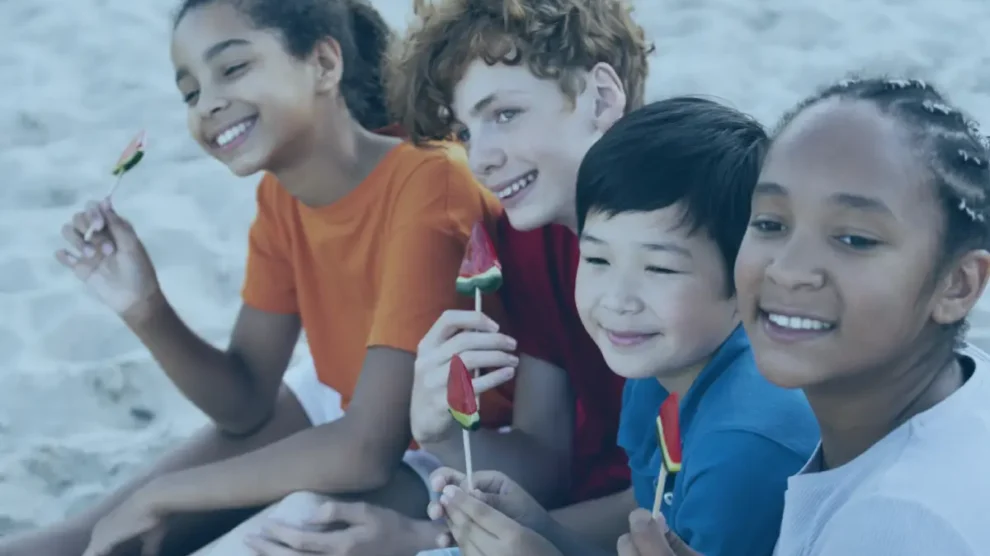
left=740, top=77, right=990, bottom=555
left=388, top=0, right=652, bottom=547
left=428, top=98, right=821, bottom=556
left=623, top=77, right=990, bottom=556
left=3, top=1, right=505, bottom=555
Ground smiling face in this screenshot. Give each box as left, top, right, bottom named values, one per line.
left=451, top=61, right=624, bottom=231
left=170, top=2, right=324, bottom=176
left=735, top=99, right=953, bottom=390
left=575, top=208, right=739, bottom=380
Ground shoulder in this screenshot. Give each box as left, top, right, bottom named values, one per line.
left=383, top=143, right=500, bottom=227
left=816, top=494, right=981, bottom=555
left=694, top=348, right=818, bottom=457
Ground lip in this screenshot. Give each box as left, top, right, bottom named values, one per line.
left=489, top=170, right=538, bottom=205
left=205, top=116, right=258, bottom=152
left=602, top=327, right=660, bottom=348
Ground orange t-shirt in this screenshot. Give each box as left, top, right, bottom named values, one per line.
left=241, top=142, right=511, bottom=424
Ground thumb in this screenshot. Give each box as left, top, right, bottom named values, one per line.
left=306, top=501, right=366, bottom=527
left=100, top=201, right=139, bottom=249
left=666, top=529, right=702, bottom=556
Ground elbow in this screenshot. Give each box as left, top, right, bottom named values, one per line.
left=212, top=378, right=280, bottom=437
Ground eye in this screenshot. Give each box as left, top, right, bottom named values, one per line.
left=455, top=127, right=470, bottom=143
left=646, top=266, right=678, bottom=275
left=223, top=62, right=249, bottom=77
left=750, top=217, right=786, bottom=234
left=182, top=90, right=200, bottom=105
left=835, top=235, right=880, bottom=249
left=583, top=256, right=608, bottom=266
left=494, top=109, right=520, bottom=124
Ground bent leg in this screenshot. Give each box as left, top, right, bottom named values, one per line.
left=195, top=457, right=435, bottom=556
left=0, top=386, right=312, bottom=556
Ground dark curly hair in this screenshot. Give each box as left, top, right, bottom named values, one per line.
left=387, top=0, right=653, bottom=145
left=174, top=0, right=393, bottom=130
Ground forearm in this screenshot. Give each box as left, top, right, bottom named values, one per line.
left=425, top=429, right=570, bottom=508
left=124, top=293, right=263, bottom=431
left=145, top=417, right=402, bottom=514
left=546, top=488, right=636, bottom=554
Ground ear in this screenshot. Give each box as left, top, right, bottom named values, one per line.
left=312, top=38, right=344, bottom=94
left=588, top=62, right=627, bottom=132
left=931, top=249, right=990, bottom=325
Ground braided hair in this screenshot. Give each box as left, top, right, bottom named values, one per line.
left=775, top=76, right=990, bottom=340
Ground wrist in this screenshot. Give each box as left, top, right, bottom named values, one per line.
left=121, top=288, right=168, bottom=329
left=134, top=476, right=175, bottom=514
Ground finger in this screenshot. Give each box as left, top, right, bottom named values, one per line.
left=420, top=310, right=501, bottom=350
left=655, top=513, right=701, bottom=556
left=261, top=520, right=338, bottom=552
left=306, top=500, right=367, bottom=527
left=472, top=367, right=515, bottom=394
left=628, top=509, right=675, bottom=556
left=55, top=249, right=81, bottom=269
left=467, top=471, right=511, bottom=496
left=245, top=534, right=296, bottom=556
left=72, top=209, right=94, bottom=235
left=430, top=467, right=467, bottom=494
left=428, top=500, right=446, bottom=520
left=82, top=201, right=107, bottom=241
left=62, top=223, right=94, bottom=258
left=444, top=331, right=517, bottom=362
left=102, top=204, right=139, bottom=249
left=441, top=485, right=514, bottom=538
left=443, top=494, right=500, bottom=552
left=436, top=531, right=453, bottom=549
left=617, top=533, right=642, bottom=556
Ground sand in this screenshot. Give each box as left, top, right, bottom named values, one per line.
left=3, top=0, right=990, bottom=536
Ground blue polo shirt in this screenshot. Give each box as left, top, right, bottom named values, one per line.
left=617, top=325, right=819, bottom=556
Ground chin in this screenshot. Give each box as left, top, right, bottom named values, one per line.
left=503, top=204, right=556, bottom=232
left=224, top=155, right=267, bottom=178
left=751, top=351, right=817, bottom=390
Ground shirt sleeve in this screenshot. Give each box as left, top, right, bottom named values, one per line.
left=813, top=496, right=977, bottom=556
left=366, top=156, right=494, bottom=354
left=674, top=430, right=808, bottom=556
left=241, top=174, right=298, bottom=314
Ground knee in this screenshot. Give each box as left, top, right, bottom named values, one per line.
left=267, top=491, right=329, bottom=526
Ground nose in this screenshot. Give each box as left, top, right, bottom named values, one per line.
left=468, top=131, right=506, bottom=178
left=600, top=275, right=644, bottom=315
left=765, top=235, right=826, bottom=290
left=196, top=88, right=229, bottom=119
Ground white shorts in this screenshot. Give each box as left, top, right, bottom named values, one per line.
left=283, top=359, right=442, bottom=499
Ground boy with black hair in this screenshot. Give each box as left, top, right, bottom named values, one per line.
left=429, top=97, right=820, bottom=556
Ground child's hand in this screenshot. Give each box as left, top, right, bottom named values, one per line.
left=427, top=468, right=552, bottom=544
left=412, top=310, right=517, bottom=444
left=617, top=509, right=701, bottom=556
left=56, top=199, right=162, bottom=322
left=438, top=485, right=563, bottom=556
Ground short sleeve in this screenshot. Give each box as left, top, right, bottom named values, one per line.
left=241, top=174, right=298, bottom=314
left=674, top=430, right=808, bottom=556
left=367, top=157, right=496, bottom=353
left=814, top=497, right=977, bottom=556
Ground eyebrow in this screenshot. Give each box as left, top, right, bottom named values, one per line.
left=468, top=89, right=524, bottom=117
left=580, top=233, right=693, bottom=258
left=175, top=38, right=250, bottom=83
left=754, top=181, right=892, bottom=215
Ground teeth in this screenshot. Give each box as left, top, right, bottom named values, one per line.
left=496, top=171, right=536, bottom=200
left=767, top=313, right=834, bottom=331
left=216, top=120, right=252, bottom=147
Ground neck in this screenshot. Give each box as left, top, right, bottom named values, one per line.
left=272, top=115, right=400, bottom=207
left=656, top=358, right=710, bottom=398
left=807, top=333, right=962, bottom=469
left=559, top=211, right=579, bottom=234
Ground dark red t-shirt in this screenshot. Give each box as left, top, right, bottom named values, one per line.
left=495, top=215, right=629, bottom=503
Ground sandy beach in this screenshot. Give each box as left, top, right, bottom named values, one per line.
left=3, top=0, right=990, bottom=535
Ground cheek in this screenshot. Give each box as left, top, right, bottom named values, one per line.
left=573, top=266, right=598, bottom=323
left=733, top=238, right=767, bottom=304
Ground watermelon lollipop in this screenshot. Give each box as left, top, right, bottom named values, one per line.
left=84, top=130, right=147, bottom=242
left=455, top=223, right=502, bottom=296
left=652, top=393, right=683, bottom=517
left=447, top=355, right=480, bottom=431
left=112, top=130, right=146, bottom=177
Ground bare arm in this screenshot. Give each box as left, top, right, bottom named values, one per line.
left=142, top=346, right=415, bottom=513
left=424, top=354, right=575, bottom=508
left=125, top=299, right=300, bottom=435
left=543, top=487, right=637, bottom=555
